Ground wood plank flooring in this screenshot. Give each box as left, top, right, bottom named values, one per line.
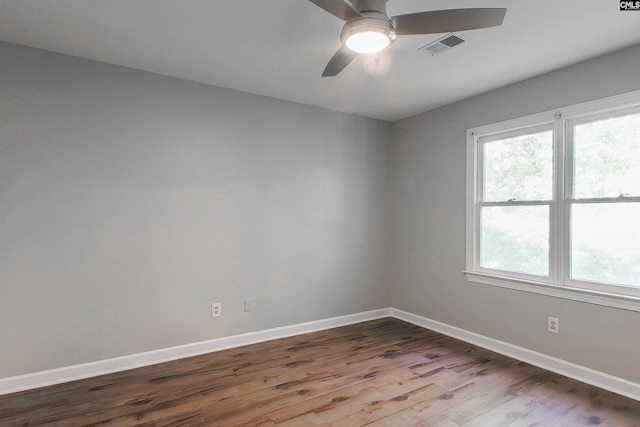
left=1, top=318, right=639, bottom=426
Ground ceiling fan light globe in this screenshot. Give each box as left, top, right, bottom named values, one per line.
left=346, top=31, right=390, bottom=54
left=340, top=13, right=395, bottom=55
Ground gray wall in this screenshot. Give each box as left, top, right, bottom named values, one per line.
left=3, top=37, right=640, bottom=386
left=390, top=44, right=640, bottom=383
left=0, top=41, right=391, bottom=378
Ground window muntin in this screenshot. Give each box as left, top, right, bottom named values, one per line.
left=467, top=93, right=640, bottom=304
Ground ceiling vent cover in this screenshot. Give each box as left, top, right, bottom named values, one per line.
left=419, top=33, right=468, bottom=56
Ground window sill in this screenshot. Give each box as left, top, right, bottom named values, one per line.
left=463, top=271, right=640, bottom=313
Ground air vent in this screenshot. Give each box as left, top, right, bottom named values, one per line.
left=419, top=33, right=468, bottom=56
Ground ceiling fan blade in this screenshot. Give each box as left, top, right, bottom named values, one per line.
left=392, top=8, right=506, bottom=35
left=307, top=0, right=362, bottom=21
left=322, top=46, right=357, bottom=77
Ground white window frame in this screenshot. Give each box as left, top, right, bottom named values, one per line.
left=465, top=90, right=640, bottom=312
left=475, top=122, right=556, bottom=283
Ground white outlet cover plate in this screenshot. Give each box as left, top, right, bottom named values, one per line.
left=211, top=303, right=221, bottom=317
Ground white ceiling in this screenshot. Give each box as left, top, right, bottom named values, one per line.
left=1, top=1, right=640, bottom=122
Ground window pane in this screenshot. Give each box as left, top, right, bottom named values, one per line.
left=480, top=205, right=549, bottom=276
left=483, top=130, right=553, bottom=202
left=571, top=203, right=640, bottom=288
left=573, top=112, right=640, bottom=199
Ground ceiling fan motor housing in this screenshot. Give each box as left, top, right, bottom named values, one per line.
left=351, top=0, right=388, bottom=14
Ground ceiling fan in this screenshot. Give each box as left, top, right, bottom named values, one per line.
left=308, top=0, right=506, bottom=76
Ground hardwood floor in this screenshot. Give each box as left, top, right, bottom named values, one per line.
left=1, top=318, right=639, bottom=426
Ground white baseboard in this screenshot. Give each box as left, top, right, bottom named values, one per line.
left=391, top=308, right=640, bottom=402
left=0, top=308, right=392, bottom=395
left=3, top=307, right=639, bottom=402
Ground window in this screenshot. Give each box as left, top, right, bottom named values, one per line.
left=466, top=91, right=640, bottom=310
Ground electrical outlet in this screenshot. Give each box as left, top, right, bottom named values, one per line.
left=211, top=303, right=222, bottom=317
left=547, top=316, right=559, bottom=334
left=244, top=299, right=253, bottom=312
